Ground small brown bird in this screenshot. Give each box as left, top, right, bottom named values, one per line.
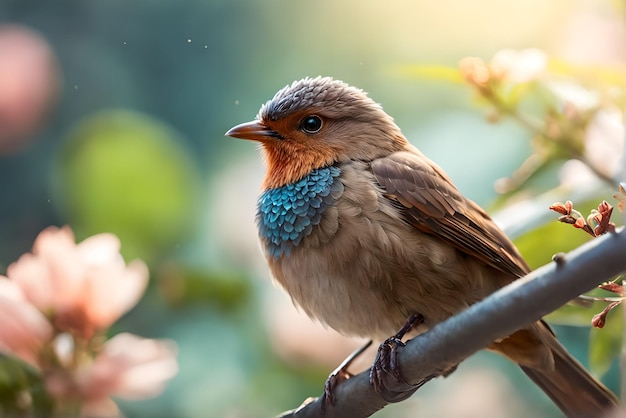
left=226, top=76, right=618, bottom=416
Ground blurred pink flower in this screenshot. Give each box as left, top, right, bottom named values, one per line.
left=0, top=24, right=59, bottom=154
left=0, top=226, right=177, bottom=416
left=0, top=277, right=52, bottom=367
left=76, top=333, right=178, bottom=400
left=7, top=226, right=149, bottom=339
left=46, top=333, right=178, bottom=415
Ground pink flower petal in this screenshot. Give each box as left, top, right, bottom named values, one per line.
left=105, top=334, right=178, bottom=399
left=8, top=226, right=86, bottom=319
left=79, top=397, right=120, bottom=418
left=0, top=279, right=52, bottom=367
left=76, top=233, right=122, bottom=267
left=8, top=226, right=150, bottom=338
left=0, top=275, right=26, bottom=301
left=75, top=333, right=178, bottom=401
left=7, top=253, right=54, bottom=311
left=83, top=260, right=149, bottom=330
left=28, top=226, right=85, bottom=310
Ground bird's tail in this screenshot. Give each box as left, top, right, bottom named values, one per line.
left=520, top=328, right=618, bottom=418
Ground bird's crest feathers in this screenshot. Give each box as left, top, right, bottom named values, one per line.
left=259, top=76, right=379, bottom=122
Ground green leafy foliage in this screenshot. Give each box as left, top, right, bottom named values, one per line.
left=0, top=355, right=54, bottom=417
left=513, top=214, right=590, bottom=270
left=53, top=110, right=202, bottom=262
left=157, top=264, right=252, bottom=312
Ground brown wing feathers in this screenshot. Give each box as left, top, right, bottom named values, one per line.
left=371, top=152, right=530, bottom=279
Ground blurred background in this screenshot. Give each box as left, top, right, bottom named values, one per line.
left=0, top=0, right=624, bottom=417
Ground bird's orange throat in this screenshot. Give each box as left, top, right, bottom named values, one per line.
left=260, top=140, right=338, bottom=189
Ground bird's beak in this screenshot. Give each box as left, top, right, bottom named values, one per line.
left=225, top=120, right=282, bottom=142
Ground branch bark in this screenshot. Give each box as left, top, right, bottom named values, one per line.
left=278, top=228, right=626, bottom=418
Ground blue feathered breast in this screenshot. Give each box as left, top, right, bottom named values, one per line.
left=257, top=166, right=342, bottom=258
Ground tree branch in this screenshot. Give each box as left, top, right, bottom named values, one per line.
left=278, top=228, right=626, bottom=418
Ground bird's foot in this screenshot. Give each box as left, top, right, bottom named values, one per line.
left=370, top=335, right=407, bottom=395
left=370, top=313, right=425, bottom=402
left=321, top=340, right=373, bottom=411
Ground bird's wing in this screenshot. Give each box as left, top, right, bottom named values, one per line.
left=371, top=151, right=530, bottom=279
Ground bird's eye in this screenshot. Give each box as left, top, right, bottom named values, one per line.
left=300, top=115, right=323, bottom=134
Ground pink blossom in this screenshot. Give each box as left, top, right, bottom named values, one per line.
left=0, top=226, right=177, bottom=415
left=0, top=277, right=52, bottom=367
left=7, top=226, right=149, bottom=338
left=43, top=333, right=177, bottom=417
left=0, top=24, right=59, bottom=154
left=77, top=333, right=178, bottom=400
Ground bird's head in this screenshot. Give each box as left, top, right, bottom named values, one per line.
left=226, top=76, right=409, bottom=189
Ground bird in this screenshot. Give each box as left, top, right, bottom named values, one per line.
left=226, top=76, right=618, bottom=416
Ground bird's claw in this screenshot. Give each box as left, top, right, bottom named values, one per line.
left=322, top=367, right=353, bottom=408
left=369, top=336, right=408, bottom=396
left=321, top=340, right=373, bottom=411
left=369, top=313, right=425, bottom=402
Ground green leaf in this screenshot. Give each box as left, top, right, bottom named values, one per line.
left=513, top=217, right=590, bottom=270
left=158, top=264, right=252, bottom=312
left=0, top=355, right=54, bottom=417
left=545, top=301, right=601, bottom=327
left=53, top=110, right=202, bottom=262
